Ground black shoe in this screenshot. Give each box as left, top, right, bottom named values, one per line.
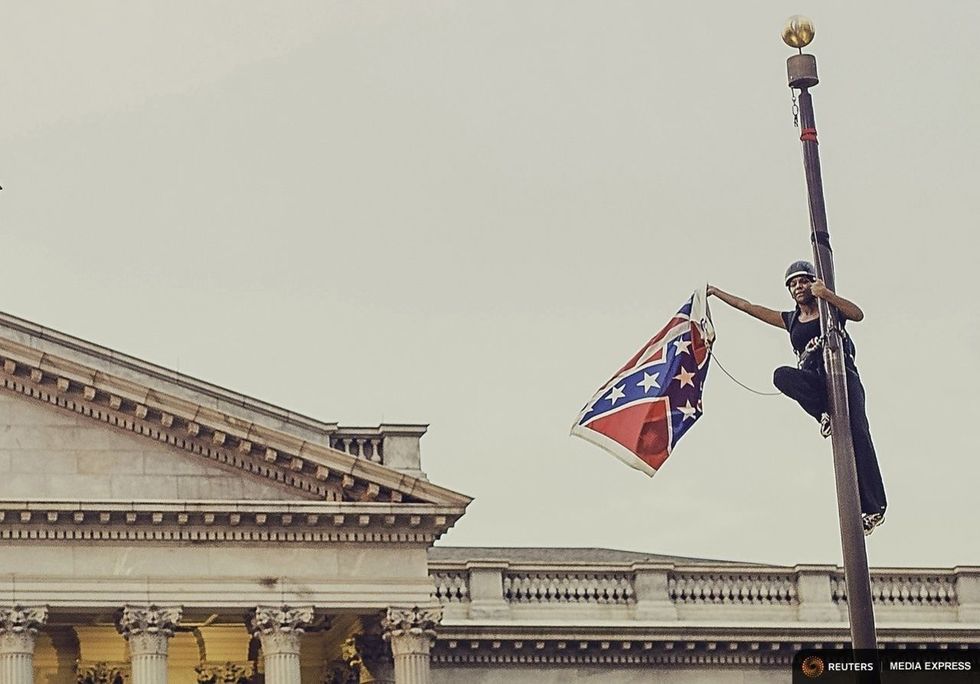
left=820, top=412, right=832, bottom=438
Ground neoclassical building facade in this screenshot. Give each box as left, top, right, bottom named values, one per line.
left=0, top=311, right=977, bottom=684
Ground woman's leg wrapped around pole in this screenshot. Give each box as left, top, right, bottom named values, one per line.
left=846, top=369, right=887, bottom=516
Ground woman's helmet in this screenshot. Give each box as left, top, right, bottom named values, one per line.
left=784, top=260, right=816, bottom=286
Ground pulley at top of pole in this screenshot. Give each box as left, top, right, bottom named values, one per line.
left=783, top=16, right=818, bottom=90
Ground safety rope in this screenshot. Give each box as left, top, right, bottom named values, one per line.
left=711, top=352, right=782, bottom=397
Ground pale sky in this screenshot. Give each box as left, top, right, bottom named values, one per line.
left=2, top=2, right=977, bottom=568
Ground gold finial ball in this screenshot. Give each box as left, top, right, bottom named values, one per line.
left=782, top=15, right=815, bottom=49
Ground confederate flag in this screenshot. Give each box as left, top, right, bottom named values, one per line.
left=571, top=288, right=714, bottom=476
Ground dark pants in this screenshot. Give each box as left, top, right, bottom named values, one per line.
left=772, top=366, right=887, bottom=517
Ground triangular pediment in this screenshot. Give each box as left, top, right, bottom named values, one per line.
left=0, top=311, right=471, bottom=516
left=0, top=390, right=310, bottom=501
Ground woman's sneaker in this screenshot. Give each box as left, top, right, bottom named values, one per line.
left=862, top=513, right=885, bottom=536
left=819, top=412, right=832, bottom=438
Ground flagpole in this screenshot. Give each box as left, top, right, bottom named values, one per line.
left=782, top=17, right=878, bottom=651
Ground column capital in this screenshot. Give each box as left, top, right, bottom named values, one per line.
left=382, top=606, right=441, bottom=662
left=115, top=605, right=182, bottom=639
left=0, top=606, right=48, bottom=637
left=247, top=605, right=316, bottom=658
left=246, top=605, right=315, bottom=637
left=0, top=605, right=48, bottom=655
left=381, top=606, right=441, bottom=640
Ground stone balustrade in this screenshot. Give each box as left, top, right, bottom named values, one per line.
left=428, top=558, right=980, bottom=625
left=329, top=434, right=384, bottom=464
left=832, top=570, right=958, bottom=607
left=328, top=425, right=428, bottom=477
left=431, top=571, right=469, bottom=604
left=669, top=571, right=797, bottom=606
left=504, top=571, right=634, bottom=605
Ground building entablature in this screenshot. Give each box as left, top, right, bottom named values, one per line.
left=0, top=499, right=463, bottom=544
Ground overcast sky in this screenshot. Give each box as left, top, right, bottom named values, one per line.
left=2, top=2, right=977, bottom=568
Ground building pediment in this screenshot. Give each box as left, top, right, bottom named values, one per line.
left=0, top=311, right=471, bottom=521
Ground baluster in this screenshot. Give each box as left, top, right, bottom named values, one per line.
left=546, top=574, right=558, bottom=603
left=509, top=575, right=520, bottom=602
left=696, top=576, right=709, bottom=604
left=677, top=576, right=690, bottom=603
left=561, top=574, right=573, bottom=603
left=674, top=576, right=686, bottom=602
left=434, top=574, right=447, bottom=600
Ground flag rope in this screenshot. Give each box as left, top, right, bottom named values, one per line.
left=711, top=352, right=782, bottom=396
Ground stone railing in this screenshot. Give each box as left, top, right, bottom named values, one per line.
left=504, top=571, right=634, bottom=605
left=432, top=570, right=469, bottom=604
left=428, top=560, right=980, bottom=624
left=830, top=569, right=962, bottom=622
left=330, top=432, right=384, bottom=464
left=669, top=571, right=797, bottom=606
left=328, top=424, right=428, bottom=477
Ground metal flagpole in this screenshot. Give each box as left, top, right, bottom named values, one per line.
left=781, top=16, right=879, bottom=651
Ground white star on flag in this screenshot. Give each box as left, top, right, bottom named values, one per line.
left=606, top=384, right=626, bottom=405
left=637, top=371, right=660, bottom=393
left=673, top=338, right=692, bottom=355
left=673, top=366, right=696, bottom=388
left=677, top=400, right=698, bottom=421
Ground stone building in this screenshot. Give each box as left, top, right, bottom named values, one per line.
left=0, top=311, right=977, bottom=684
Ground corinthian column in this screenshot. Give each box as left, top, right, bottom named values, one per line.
left=247, top=606, right=314, bottom=684
left=115, top=605, right=182, bottom=684
left=0, top=606, right=48, bottom=684
left=381, top=607, right=441, bottom=684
